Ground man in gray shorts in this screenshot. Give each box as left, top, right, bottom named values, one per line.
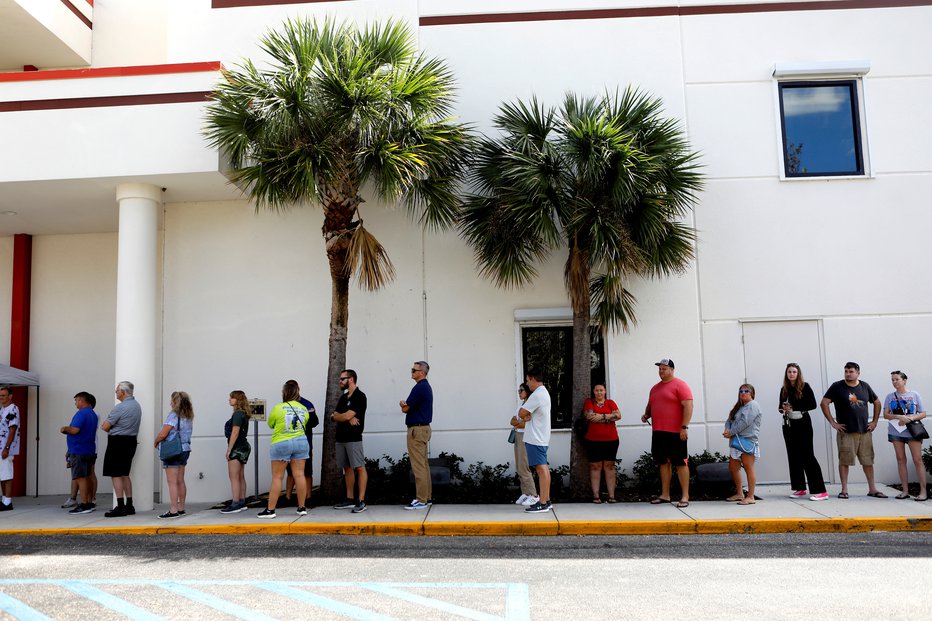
left=330, top=369, right=368, bottom=513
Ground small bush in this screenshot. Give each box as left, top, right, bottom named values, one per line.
left=923, top=446, right=932, bottom=476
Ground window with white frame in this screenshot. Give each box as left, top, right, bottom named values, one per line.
left=774, top=61, right=870, bottom=178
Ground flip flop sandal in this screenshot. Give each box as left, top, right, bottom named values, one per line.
left=607, top=498, right=617, bottom=504
left=650, top=497, right=671, bottom=504
left=675, top=500, right=689, bottom=508
left=867, top=491, right=888, bottom=498
left=837, top=492, right=849, bottom=499
left=895, top=493, right=911, bottom=499
left=592, top=498, right=602, bottom=504
left=915, top=497, right=928, bottom=502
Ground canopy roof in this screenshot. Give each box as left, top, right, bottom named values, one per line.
left=0, top=364, right=39, bottom=386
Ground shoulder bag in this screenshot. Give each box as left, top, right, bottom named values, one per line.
left=729, top=435, right=755, bottom=454
left=159, top=432, right=183, bottom=461
left=906, top=420, right=929, bottom=441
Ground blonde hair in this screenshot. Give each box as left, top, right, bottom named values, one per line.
left=171, top=391, right=194, bottom=420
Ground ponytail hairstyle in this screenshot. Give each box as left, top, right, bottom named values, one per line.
left=171, top=391, right=194, bottom=420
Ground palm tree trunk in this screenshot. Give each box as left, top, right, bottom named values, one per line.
left=319, top=184, right=360, bottom=499
left=566, top=242, right=592, bottom=498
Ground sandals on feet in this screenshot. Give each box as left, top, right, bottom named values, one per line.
left=895, top=493, right=911, bottom=499
left=592, top=498, right=602, bottom=504
left=837, top=492, right=849, bottom=499
left=675, top=500, right=689, bottom=508
left=650, top=497, right=670, bottom=505
left=607, top=497, right=617, bottom=504
left=867, top=491, right=888, bottom=498
left=726, top=495, right=744, bottom=502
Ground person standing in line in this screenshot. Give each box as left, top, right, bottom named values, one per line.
left=331, top=369, right=369, bottom=513
left=221, top=390, right=252, bottom=514
left=882, top=370, right=928, bottom=501
left=641, top=358, right=694, bottom=508
left=154, top=391, right=194, bottom=519
left=723, top=384, right=762, bottom=505
left=510, top=383, right=539, bottom=507
left=101, top=381, right=142, bottom=518
left=518, top=370, right=552, bottom=514
left=258, top=381, right=310, bottom=519
left=60, top=391, right=99, bottom=515
left=0, top=386, right=21, bottom=512
left=779, top=363, right=828, bottom=501
left=820, top=362, right=886, bottom=499
left=400, top=361, right=433, bottom=510
left=582, top=383, right=621, bottom=503
left=283, top=379, right=318, bottom=508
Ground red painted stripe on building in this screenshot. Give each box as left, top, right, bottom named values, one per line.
left=0, top=61, right=222, bottom=83
left=420, top=0, right=932, bottom=26
left=9, top=235, right=32, bottom=498
left=0, top=91, right=213, bottom=113
left=212, top=0, right=353, bottom=7
left=60, top=0, right=92, bottom=29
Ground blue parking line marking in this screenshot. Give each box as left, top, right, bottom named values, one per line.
left=256, top=581, right=400, bottom=621
left=0, top=591, right=54, bottom=621
left=60, top=580, right=165, bottom=621
left=157, top=581, right=278, bottom=621
left=361, top=583, right=502, bottom=621
left=505, top=583, right=530, bottom=621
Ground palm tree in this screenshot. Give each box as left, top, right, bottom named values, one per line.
left=459, top=88, right=702, bottom=496
left=204, top=18, right=473, bottom=497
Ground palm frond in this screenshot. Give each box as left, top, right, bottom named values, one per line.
left=344, top=223, right=396, bottom=291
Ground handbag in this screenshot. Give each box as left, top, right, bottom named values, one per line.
left=507, top=428, right=517, bottom=444
left=729, top=435, right=755, bottom=454
left=159, top=432, right=183, bottom=460
left=906, top=420, right=929, bottom=441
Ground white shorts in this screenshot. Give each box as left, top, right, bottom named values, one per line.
left=0, top=455, right=13, bottom=481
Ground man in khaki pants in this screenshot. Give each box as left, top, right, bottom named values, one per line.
left=400, top=361, right=433, bottom=510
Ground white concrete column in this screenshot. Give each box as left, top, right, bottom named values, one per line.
left=114, top=183, right=161, bottom=512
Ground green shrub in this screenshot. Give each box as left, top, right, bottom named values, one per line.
left=923, top=446, right=932, bottom=475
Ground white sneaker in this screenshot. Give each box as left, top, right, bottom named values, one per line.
left=521, top=495, right=539, bottom=506
left=515, top=494, right=529, bottom=505
left=61, top=498, right=78, bottom=509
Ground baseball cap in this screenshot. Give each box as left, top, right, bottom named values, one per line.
left=654, top=358, right=675, bottom=369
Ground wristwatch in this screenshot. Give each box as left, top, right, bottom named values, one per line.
left=681, top=426, right=688, bottom=430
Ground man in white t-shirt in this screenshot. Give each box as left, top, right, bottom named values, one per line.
left=0, top=386, right=21, bottom=511
left=517, top=370, right=552, bottom=513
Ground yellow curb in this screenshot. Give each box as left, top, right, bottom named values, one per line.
left=288, top=522, right=423, bottom=536
left=558, top=520, right=698, bottom=536
left=1, top=517, right=930, bottom=537
left=424, top=521, right=559, bottom=536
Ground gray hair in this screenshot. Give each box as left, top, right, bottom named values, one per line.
left=117, top=381, right=134, bottom=397
left=414, top=361, right=430, bottom=374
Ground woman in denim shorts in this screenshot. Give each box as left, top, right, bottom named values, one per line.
left=257, top=381, right=310, bottom=518
left=155, top=391, right=194, bottom=519
left=883, top=371, right=928, bottom=501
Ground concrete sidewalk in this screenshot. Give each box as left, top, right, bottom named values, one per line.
left=1, top=483, right=930, bottom=537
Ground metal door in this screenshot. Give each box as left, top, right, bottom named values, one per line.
left=741, top=320, right=833, bottom=484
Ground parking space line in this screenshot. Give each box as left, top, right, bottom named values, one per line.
left=361, top=583, right=502, bottom=621
left=60, top=580, right=165, bottom=621
left=0, top=591, right=54, bottom=621
left=157, top=581, right=279, bottom=621
left=256, top=581, right=401, bottom=621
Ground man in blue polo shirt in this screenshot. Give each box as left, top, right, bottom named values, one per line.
left=400, top=360, right=433, bottom=510
left=60, top=391, right=99, bottom=515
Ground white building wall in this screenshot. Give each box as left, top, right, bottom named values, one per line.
left=0, top=236, right=11, bottom=365
left=26, top=233, right=118, bottom=496
left=3, top=1, right=932, bottom=498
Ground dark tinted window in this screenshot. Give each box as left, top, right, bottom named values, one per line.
left=521, top=327, right=605, bottom=429
left=779, top=81, right=863, bottom=177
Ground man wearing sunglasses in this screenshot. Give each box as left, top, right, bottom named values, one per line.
left=331, top=370, right=368, bottom=513
left=400, top=361, right=433, bottom=510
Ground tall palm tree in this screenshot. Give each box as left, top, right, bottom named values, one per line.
left=459, top=88, right=702, bottom=496
left=204, top=18, right=473, bottom=496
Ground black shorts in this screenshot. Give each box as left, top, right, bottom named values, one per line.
left=103, top=435, right=137, bottom=477
left=651, top=431, right=688, bottom=466
left=584, top=439, right=619, bottom=463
